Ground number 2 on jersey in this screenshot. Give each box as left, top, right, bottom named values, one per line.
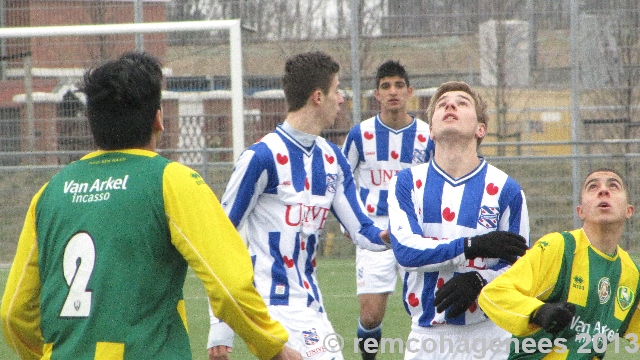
left=60, top=232, right=95, bottom=317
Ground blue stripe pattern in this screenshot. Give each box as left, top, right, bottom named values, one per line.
left=311, top=146, right=326, bottom=195
left=268, top=232, right=289, bottom=305
left=227, top=143, right=278, bottom=227
left=283, top=139, right=306, bottom=193
left=304, top=235, right=321, bottom=309
left=375, top=119, right=389, bottom=161
left=417, top=273, right=438, bottom=326
left=458, top=166, right=488, bottom=228
left=376, top=189, right=388, bottom=215
left=423, top=165, right=445, bottom=224
left=399, top=122, right=417, bottom=163
left=501, top=177, right=524, bottom=234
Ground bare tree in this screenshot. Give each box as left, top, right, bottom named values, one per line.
left=478, top=0, right=532, bottom=156
left=578, top=1, right=640, bottom=247
left=88, top=3, right=115, bottom=62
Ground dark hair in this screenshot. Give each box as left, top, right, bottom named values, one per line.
left=281, top=51, right=340, bottom=112
left=82, top=52, right=163, bottom=150
left=376, top=60, right=410, bottom=88
left=426, top=81, right=488, bottom=146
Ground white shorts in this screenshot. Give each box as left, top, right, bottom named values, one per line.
left=268, top=305, right=345, bottom=360
left=403, top=321, right=510, bottom=360
left=356, top=215, right=402, bottom=295
left=356, top=247, right=402, bottom=294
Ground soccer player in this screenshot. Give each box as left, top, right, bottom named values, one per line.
left=342, top=60, right=433, bottom=360
left=207, top=51, right=389, bottom=360
left=387, top=80, right=530, bottom=360
left=479, top=168, right=640, bottom=358
left=0, top=52, right=301, bottom=360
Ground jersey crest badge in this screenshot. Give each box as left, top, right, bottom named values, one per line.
left=302, top=328, right=319, bottom=345
left=598, top=277, right=611, bottom=304
left=412, top=149, right=427, bottom=164
left=617, top=286, right=635, bottom=311
left=477, top=205, right=499, bottom=229
left=326, top=173, right=338, bottom=193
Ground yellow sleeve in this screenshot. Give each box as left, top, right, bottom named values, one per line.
left=623, top=256, right=640, bottom=337
left=162, top=163, right=287, bottom=360
left=624, top=304, right=640, bottom=337
left=1, top=185, right=46, bottom=360
left=479, top=232, right=566, bottom=337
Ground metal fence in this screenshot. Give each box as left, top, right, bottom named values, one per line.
left=1, top=1, right=640, bottom=262
left=2, top=141, right=640, bottom=264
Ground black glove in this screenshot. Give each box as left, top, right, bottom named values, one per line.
left=434, top=271, right=484, bottom=318
left=530, top=302, right=576, bottom=335
left=464, top=231, right=528, bottom=264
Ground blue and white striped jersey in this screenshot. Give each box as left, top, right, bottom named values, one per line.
left=221, top=123, right=385, bottom=312
left=342, top=115, right=434, bottom=217
left=387, top=158, right=530, bottom=330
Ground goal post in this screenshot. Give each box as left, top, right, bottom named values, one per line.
left=0, top=20, right=246, bottom=161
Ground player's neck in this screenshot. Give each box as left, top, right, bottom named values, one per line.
left=433, top=146, right=480, bottom=179
left=286, top=107, right=324, bottom=136
left=583, top=222, right=623, bottom=255
left=379, top=111, right=412, bottom=130
left=141, top=130, right=161, bottom=152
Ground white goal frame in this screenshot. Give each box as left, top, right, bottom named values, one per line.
left=0, top=20, right=245, bottom=161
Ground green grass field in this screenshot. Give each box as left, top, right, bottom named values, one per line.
left=0, top=257, right=638, bottom=359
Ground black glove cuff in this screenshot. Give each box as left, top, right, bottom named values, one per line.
left=463, top=237, right=474, bottom=259
left=472, top=271, right=486, bottom=288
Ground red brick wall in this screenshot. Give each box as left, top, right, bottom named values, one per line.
left=5, top=1, right=167, bottom=68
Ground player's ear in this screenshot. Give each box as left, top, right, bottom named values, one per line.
left=153, top=108, right=164, bottom=132
left=310, top=89, right=323, bottom=105
left=475, top=122, right=486, bottom=140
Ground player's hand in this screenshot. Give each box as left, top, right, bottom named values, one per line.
left=208, top=345, right=232, bottom=360
left=271, top=346, right=303, bottom=360
left=379, top=229, right=390, bottom=245
left=530, top=302, right=576, bottom=335
left=434, top=271, right=484, bottom=318
left=464, top=231, right=527, bottom=264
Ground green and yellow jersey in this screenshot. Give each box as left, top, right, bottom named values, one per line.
left=479, top=228, right=640, bottom=359
left=1, top=149, right=288, bottom=360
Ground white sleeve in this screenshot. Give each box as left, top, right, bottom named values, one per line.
left=207, top=300, right=235, bottom=349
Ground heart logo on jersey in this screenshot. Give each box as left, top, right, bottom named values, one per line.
left=325, top=154, right=335, bottom=164
left=417, top=134, right=427, bottom=142
left=301, top=241, right=306, bottom=250
left=408, top=293, right=420, bottom=307
left=469, top=302, right=477, bottom=313
left=416, top=179, right=423, bottom=189
left=277, top=153, right=289, bottom=165
left=364, top=131, right=374, bottom=140
left=367, top=204, right=375, bottom=213
left=442, top=208, right=456, bottom=222
left=283, top=256, right=295, bottom=268
left=304, top=281, right=310, bottom=289
left=391, top=151, right=399, bottom=159
left=436, top=278, right=445, bottom=289
left=305, top=178, right=310, bottom=190
left=486, top=183, right=499, bottom=195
